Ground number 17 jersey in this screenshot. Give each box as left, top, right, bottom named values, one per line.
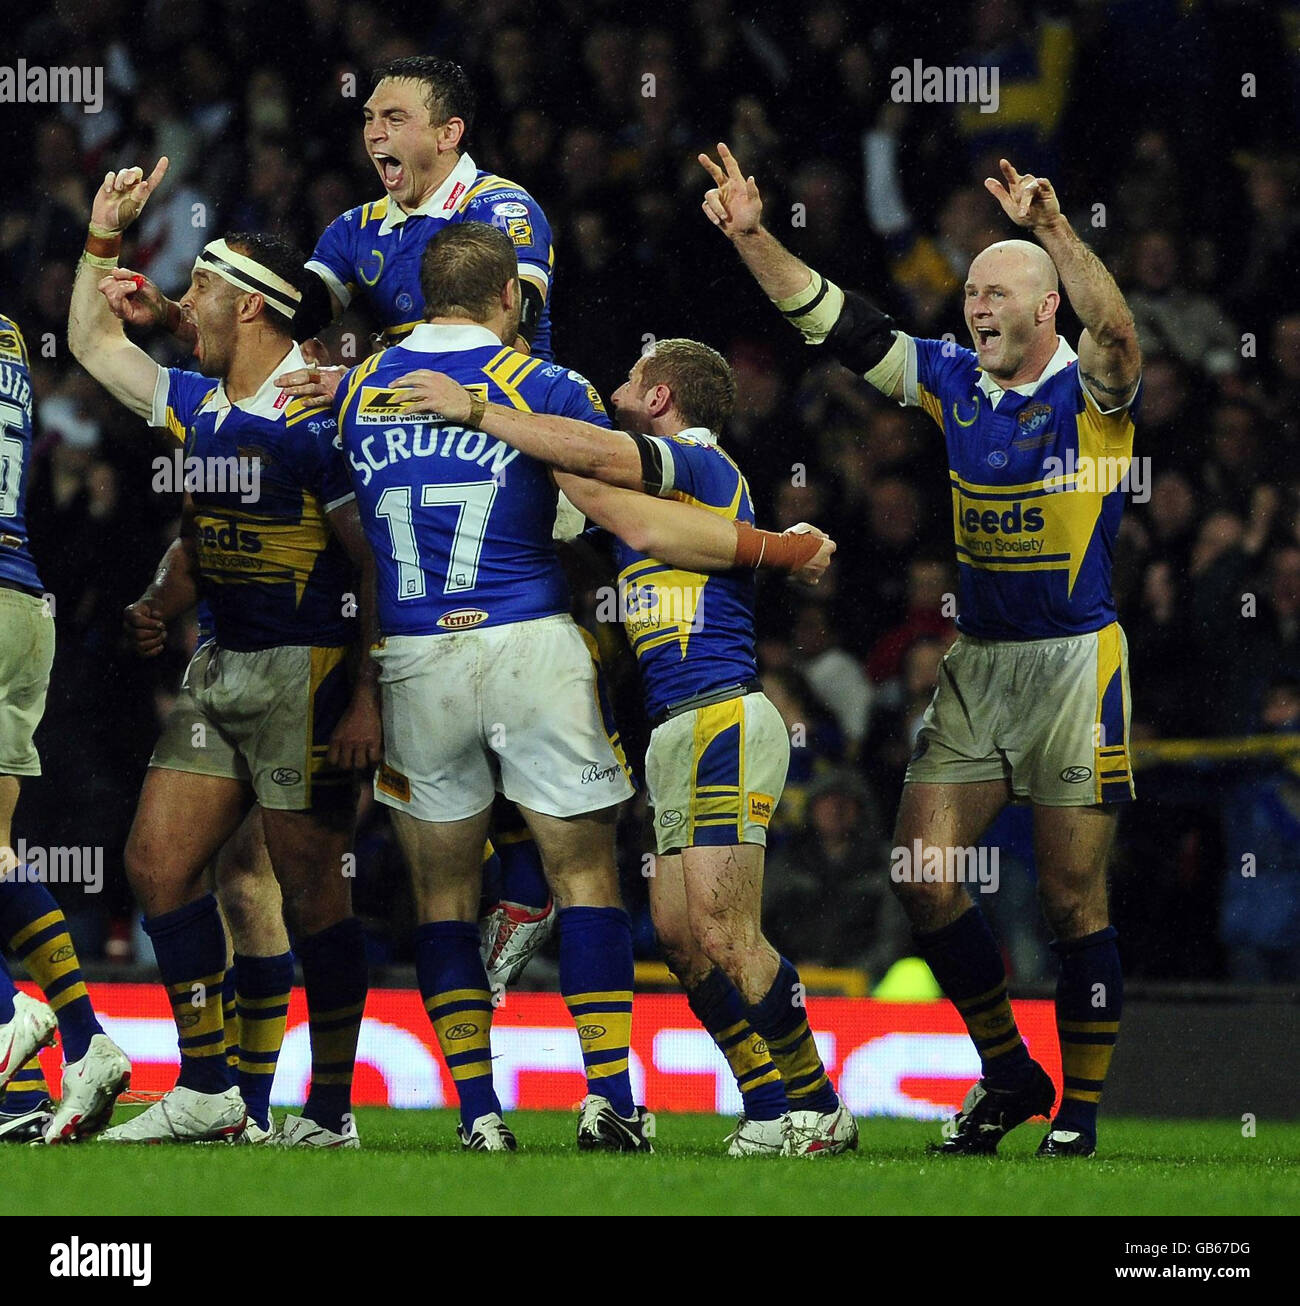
left=335, top=322, right=611, bottom=635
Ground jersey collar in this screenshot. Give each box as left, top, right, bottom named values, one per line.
left=402, top=322, right=504, bottom=352
left=378, top=152, right=479, bottom=236
left=976, top=335, right=1077, bottom=408
left=672, top=425, right=718, bottom=446
left=203, top=343, right=303, bottom=427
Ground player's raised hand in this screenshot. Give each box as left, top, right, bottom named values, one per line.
left=698, top=142, right=763, bottom=237
left=391, top=370, right=473, bottom=421
left=91, top=157, right=169, bottom=235
left=274, top=362, right=346, bottom=402
left=98, top=269, right=167, bottom=328
left=984, top=158, right=1061, bottom=230
left=787, top=523, right=836, bottom=585
left=123, top=599, right=167, bottom=658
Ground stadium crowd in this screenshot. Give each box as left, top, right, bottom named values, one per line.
left=4, top=0, right=1299, bottom=983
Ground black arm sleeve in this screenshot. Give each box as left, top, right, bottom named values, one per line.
left=823, top=288, right=897, bottom=374
left=628, top=431, right=667, bottom=495
left=292, top=269, right=337, bottom=342
left=517, top=280, right=545, bottom=347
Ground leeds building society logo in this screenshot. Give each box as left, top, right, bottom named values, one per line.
left=658, top=809, right=684, bottom=828
left=445, top=1023, right=479, bottom=1041
left=1060, top=766, right=1093, bottom=783
left=271, top=768, right=301, bottom=786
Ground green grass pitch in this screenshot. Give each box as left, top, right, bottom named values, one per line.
left=8, top=1109, right=1300, bottom=1216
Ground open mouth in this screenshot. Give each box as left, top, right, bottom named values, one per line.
left=373, top=152, right=405, bottom=191
left=975, top=326, right=1001, bottom=348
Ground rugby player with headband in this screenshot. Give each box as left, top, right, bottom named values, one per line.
left=71, top=159, right=382, bottom=1149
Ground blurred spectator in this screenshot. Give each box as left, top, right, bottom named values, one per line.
left=1219, top=678, right=1300, bottom=982
left=764, top=768, right=906, bottom=978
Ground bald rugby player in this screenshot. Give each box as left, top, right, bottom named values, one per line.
left=701, top=145, right=1141, bottom=1158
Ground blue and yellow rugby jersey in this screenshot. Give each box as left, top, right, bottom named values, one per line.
left=336, top=322, right=608, bottom=636
left=306, top=152, right=555, bottom=357
left=602, top=428, right=759, bottom=720
left=149, top=345, right=357, bottom=652
left=901, top=334, right=1139, bottom=641
left=0, top=315, right=42, bottom=592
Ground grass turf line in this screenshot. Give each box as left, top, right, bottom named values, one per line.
left=6, top=1111, right=1299, bottom=1216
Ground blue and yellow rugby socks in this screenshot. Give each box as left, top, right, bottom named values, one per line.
left=685, top=967, right=787, bottom=1120
left=558, top=906, right=636, bottom=1117
left=494, top=827, right=550, bottom=913
left=1051, top=926, right=1122, bottom=1142
left=416, top=920, right=502, bottom=1131
left=296, top=916, right=367, bottom=1134
left=143, top=894, right=231, bottom=1094
left=0, top=878, right=101, bottom=1064
left=743, top=956, right=839, bottom=1114
left=0, top=952, right=52, bottom=1113
left=915, top=906, right=1034, bottom=1085
left=232, top=950, right=293, bottom=1131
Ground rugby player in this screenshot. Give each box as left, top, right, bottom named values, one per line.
left=126, top=55, right=564, bottom=982
left=0, top=312, right=132, bottom=1144
left=700, top=143, right=1141, bottom=1157
left=124, top=540, right=294, bottom=1144
left=69, top=159, right=382, bottom=1147
left=337, top=223, right=829, bottom=1151
left=400, top=340, right=857, bottom=1157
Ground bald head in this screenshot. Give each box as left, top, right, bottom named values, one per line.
left=963, top=238, right=1062, bottom=383
left=968, top=239, right=1059, bottom=297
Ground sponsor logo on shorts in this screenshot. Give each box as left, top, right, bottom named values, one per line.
left=445, top=1022, right=478, bottom=1041
left=581, top=763, right=620, bottom=784
left=271, top=768, right=301, bottom=786
left=658, top=809, right=683, bottom=828
left=437, top=608, right=488, bottom=630
left=1060, top=766, right=1093, bottom=783
left=376, top=763, right=411, bottom=802
left=577, top=1024, right=606, bottom=1039
left=747, top=793, right=774, bottom=827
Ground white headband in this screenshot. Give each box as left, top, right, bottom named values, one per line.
left=194, top=238, right=302, bottom=319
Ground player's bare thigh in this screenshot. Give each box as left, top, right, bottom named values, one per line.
left=124, top=767, right=250, bottom=916
left=0, top=774, right=19, bottom=875
left=516, top=802, right=621, bottom=909
left=1033, top=803, right=1117, bottom=940
left=389, top=805, right=493, bottom=924
left=891, top=779, right=1011, bottom=932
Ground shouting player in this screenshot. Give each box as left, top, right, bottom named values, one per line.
left=400, top=339, right=857, bottom=1157
left=0, top=312, right=131, bottom=1144
left=127, top=55, right=565, bottom=982
left=69, top=160, right=382, bottom=1147
left=701, top=143, right=1141, bottom=1157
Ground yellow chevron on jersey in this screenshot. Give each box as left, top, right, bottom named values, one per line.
left=904, top=332, right=1139, bottom=640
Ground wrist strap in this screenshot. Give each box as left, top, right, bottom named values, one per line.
left=80, top=250, right=119, bottom=271
left=467, top=393, right=487, bottom=429
left=733, top=522, right=823, bottom=571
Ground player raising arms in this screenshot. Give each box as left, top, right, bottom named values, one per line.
left=115, top=56, right=562, bottom=983
left=69, top=159, right=382, bottom=1147
left=0, top=312, right=131, bottom=1144
left=395, top=339, right=857, bottom=1157
left=700, top=143, right=1141, bottom=1158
